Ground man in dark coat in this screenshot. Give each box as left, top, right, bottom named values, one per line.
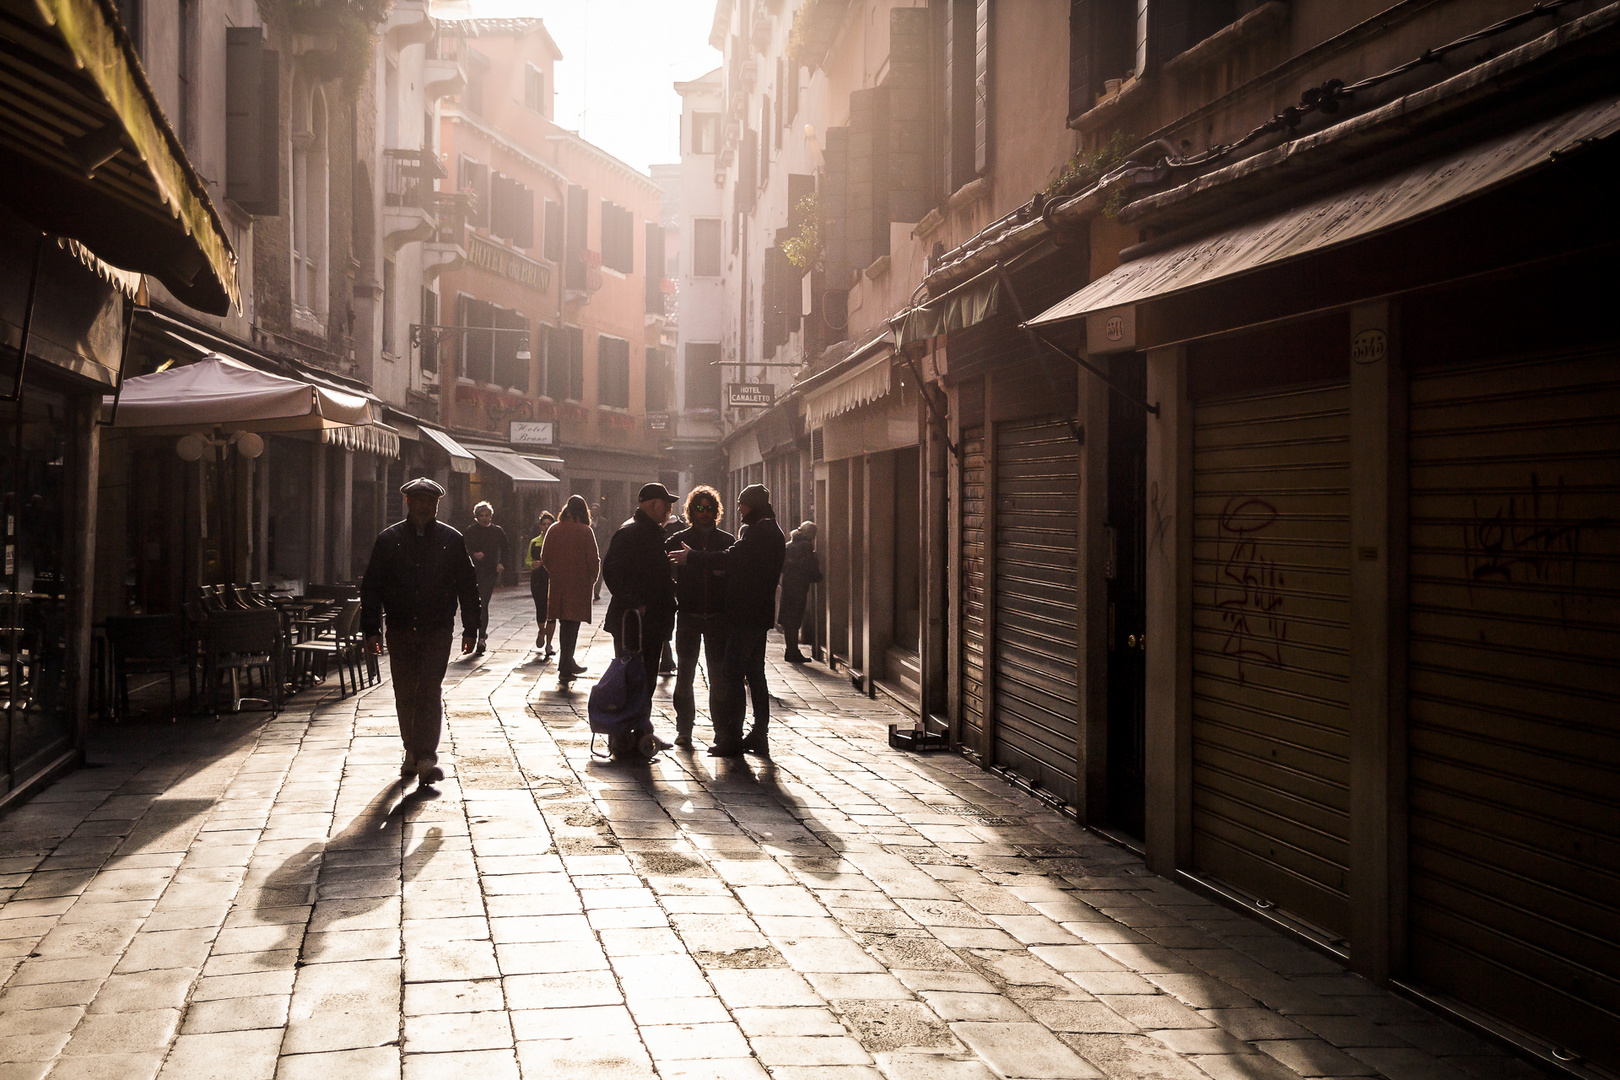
left=665, top=486, right=733, bottom=748
left=361, top=477, right=480, bottom=788
left=779, top=522, right=821, bottom=664
left=463, top=500, right=508, bottom=653
left=670, top=483, right=785, bottom=757
left=602, top=483, right=680, bottom=738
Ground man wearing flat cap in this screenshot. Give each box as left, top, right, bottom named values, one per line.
left=601, top=483, right=681, bottom=737
left=670, top=483, right=784, bottom=757
left=361, top=476, right=481, bottom=787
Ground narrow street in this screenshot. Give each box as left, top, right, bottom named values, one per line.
left=0, top=590, right=1538, bottom=1080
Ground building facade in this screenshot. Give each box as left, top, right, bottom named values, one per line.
left=695, top=0, right=1620, bottom=1069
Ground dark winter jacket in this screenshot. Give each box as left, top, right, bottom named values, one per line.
left=464, top=522, right=509, bottom=581
left=777, top=532, right=822, bottom=631
left=360, top=519, right=480, bottom=636
left=685, top=509, right=785, bottom=629
left=602, top=508, right=678, bottom=631
left=666, top=524, right=735, bottom=617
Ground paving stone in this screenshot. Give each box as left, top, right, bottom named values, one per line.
left=273, top=1046, right=399, bottom=1080
left=1204, top=1009, right=1315, bottom=1042
left=156, top=1029, right=284, bottom=1080
left=404, top=1009, right=514, bottom=1052
left=950, top=1021, right=1103, bottom=1078
left=1255, top=1039, right=1381, bottom=1076
left=1021, top=1000, right=1139, bottom=1034
left=1063, top=1032, right=1220, bottom=1080
left=640, top=1022, right=753, bottom=1060
left=1099, top=994, right=1213, bottom=1030
left=920, top=991, right=1032, bottom=1022
left=873, top=1053, right=1001, bottom=1080
left=401, top=1048, right=519, bottom=1080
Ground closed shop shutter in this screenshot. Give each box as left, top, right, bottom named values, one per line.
left=1190, top=382, right=1352, bottom=935
left=992, top=417, right=1081, bottom=805
left=960, top=426, right=988, bottom=751
left=1407, top=352, right=1620, bottom=1067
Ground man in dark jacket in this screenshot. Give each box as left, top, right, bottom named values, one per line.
left=361, top=477, right=480, bottom=788
left=665, top=486, right=733, bottom=747
left=464, top=500, right=508, bottom=653
left=602, top=483, right=680, bottom=730
left=670, top=483, right=784, bottom=757
left=779, top=522, right=821, bottom=664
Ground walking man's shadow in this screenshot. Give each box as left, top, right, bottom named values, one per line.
left=253, top=780, right=443, bottom=962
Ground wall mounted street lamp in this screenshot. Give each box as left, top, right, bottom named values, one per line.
left=175, top=430, right=265, bottom=461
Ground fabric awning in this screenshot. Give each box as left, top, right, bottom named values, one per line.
left=467, top=446, right=560, bottom=487
left=896, top=273, right=999, bottom=347
left=1027, top=93, right=1620, bottom=329
left=0, top=0, right=238, bottom=313
left=804, top=352, right=892, bottom=429
left=323, top=422, right=400, bottom=458
left=420, top=426, right=477, bottom=474
left=106, top=355, right=372, bottom=431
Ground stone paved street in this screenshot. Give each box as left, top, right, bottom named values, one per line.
left=0, top=590, right=1544, bottom=1080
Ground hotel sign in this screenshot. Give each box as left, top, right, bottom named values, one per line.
left=467, top=236, right=550, bottom=292
left=727, top=383, right=774, bottom=408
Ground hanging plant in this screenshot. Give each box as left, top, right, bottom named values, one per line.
left=1042, top=130, right=1137, bottom=200
left=782, top=192, right=822, bottom=272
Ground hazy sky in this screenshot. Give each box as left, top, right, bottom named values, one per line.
left=458, top=0, right=722, bottom=174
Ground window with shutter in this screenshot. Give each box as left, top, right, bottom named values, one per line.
left=645, top=222, right=664, bottom=314
left=691, top=112, right=719, bottom=154
left=459, top=157, right=489, bottom=227
left=645, top=347, right=668, bottom=413
left=597, top=336, right=630, bottom=408
left=565, top=186, right=588, bottom=290
left=524, top=63, right=545, bottom=112
left=543, top=200, right=564, bottom=262
left=775, top=61, right=784, bottom=148
left=974, top=0, right=992, bottom=176
left=568, top=326, right=585, bottom=400
left=600, top=202, right=633, bottom=273
left=760, top=98, right=772, bottom=187
left=738, top=129, right=757, bottom=213
left=493, top=309, right=528, bottom=390
left=693, top=218, right=722, bottom=278
left=225, top=27, right=279, bottom=215
left=1068, top=0, right=1138, bottom=121
left=544, top=325, right=566, bottom=397
left=460, top=296, right=495, bottom=384
left=685, top=343, right=722, bottom=411
left=420, top=288, right=439, bottom=374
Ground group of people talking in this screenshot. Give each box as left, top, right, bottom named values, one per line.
left=360, top=475, right=822, bottom=785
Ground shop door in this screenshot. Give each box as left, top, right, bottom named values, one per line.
left=1407, top=352, right=1620, bottom=1067
left=1, top=387, right=75, bottom=794
left=992, top=417, right=1081, bottom=806
left=1106, top=356, right=1147, bottom=836
left=1190, top=381, right=1352, bottom=935
left=959, top=425, right=988, bottom=752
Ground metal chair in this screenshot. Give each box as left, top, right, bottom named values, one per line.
left=291, top=598, right=367, bottom=696
left=104, top=614, right=193, bottom=722
left=203, top=608, right=284, bottom=715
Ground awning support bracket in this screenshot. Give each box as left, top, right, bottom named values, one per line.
left=889, top=323, right=959, bottom=462
left=996, top=264, right=1160, bottom=417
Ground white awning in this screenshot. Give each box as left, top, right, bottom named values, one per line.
left=322, top=422, right=400, bottom=458
left=467, top=446, right=560, bottom=487
left=420, top=426, right=477, bottom=473
left=106, top=355, right=372, bottom=432
left=1027, top=93, right=1620, bottom=328
left=804, top=353, right=892, bottom=429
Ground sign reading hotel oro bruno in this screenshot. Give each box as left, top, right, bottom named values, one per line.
left=727, top=383, right=774, bottom=408
left=510, top=421, right=554, bottom=446
left=468, top=236, right=550, bottom=291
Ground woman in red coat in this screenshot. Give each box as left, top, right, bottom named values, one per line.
left=539, top=495, right=600, bottom=684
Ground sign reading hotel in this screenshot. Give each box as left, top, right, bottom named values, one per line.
left=468, top=236, right=550, bottom=292
left=727, top=383, right=774, bottom=408
left=510, top=420, right=555, bottom=446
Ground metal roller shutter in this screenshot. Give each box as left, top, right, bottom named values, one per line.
left=1191, top=382, right=1352, bottom=935
left=960, top=426, right=988, bottom=751
left=992, top=417, right=1081, bottom=805
left=1407, top=352, right=1620, bottom=1068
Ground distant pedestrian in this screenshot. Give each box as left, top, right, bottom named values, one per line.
left=360, top=477, right=480, bottom=788
left=527, top=510, right=557, bottom=657
left=464, top=501, right=508, bottom=653
left=539, top=495, right=600, bottom=684
left=665, top=487, right=733, bottom=748
left=779, top=521, right=821, bottom=664
left=670, top=483, right=784, bottom=758
left=602, top=482, right=680, bottom=747
left=591, top=497, right=613, bottom=600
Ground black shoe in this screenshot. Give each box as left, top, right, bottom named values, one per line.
left=784, top=650, right=808, bottom=664
left=473, top=639, right=486, bottom=655
left=707, top=744, right=745, bottom=758
left=561, top=660, right=587, bottom=677
left=673, top=732, right=693, bottom=749
left=740, top=732, right=770, bottom=758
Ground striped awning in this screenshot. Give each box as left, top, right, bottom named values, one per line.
left=804, top=352, right=892, bottom=429
left=322, top=421, right=400, bottom=458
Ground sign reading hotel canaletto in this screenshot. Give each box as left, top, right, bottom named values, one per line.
left=727, top=383, right=774, bottom=408
left=467, top=236, right=550, bottom=291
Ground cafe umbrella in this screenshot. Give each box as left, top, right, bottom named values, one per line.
left=103, top=354, right=374, bottom=587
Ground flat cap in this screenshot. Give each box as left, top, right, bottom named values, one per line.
left=401, top=476, right=445, bottom=498
left=738, top=483, right=771, bottom=511
left=638, top=482, right=678, bottom=504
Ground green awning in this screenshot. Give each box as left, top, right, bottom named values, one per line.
left=895, top=275, right=999, bottom=348
left=0, top=0, right=238, bottom=314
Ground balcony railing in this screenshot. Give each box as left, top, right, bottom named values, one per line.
left=383, top=148, right=449, bottom=211
left=432, top=192, right=475, bottom=246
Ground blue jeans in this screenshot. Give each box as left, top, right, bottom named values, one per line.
left=712, top=627, right=769, bottom=748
